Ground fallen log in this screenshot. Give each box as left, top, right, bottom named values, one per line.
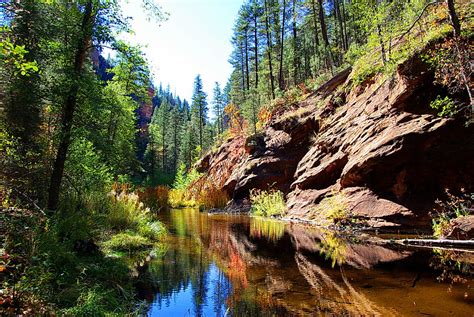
left=397, top=238, right=474, bottom=250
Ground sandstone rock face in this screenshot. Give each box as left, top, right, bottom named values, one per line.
left=198, top=52, right=474, bottom=231
left=444, top=216, right=474, bottom=240
left=223, top=113, right=318, bottom=199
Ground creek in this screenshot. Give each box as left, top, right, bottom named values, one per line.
left=141, top=208, right=473, bottom=316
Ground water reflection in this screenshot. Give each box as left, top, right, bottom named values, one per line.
left=250, top=217, right=285, bottom=243
left=143, top=208, right=473, bottom=316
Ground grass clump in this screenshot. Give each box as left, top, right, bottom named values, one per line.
left=102, top=232, right=152, bottom=252
left=250, top=189, right=287, bottom=217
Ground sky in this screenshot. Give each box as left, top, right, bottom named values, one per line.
left=118, top=0, right=243, bottom=103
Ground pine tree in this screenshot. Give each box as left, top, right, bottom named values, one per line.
left=212, top=82, right=225, bottom=136
left=190, top=75, right=208, bottom=153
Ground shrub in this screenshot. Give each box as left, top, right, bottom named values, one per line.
left=56, top=192, right=107, bottom=243
left=170, top=166, right=230, bottom=210
left=431, top=190, right=473, bottom=238
left=64, top=138, right=113, bottom=194
left=430, top=95, right=459, bottom=118
left=313, top=192, right=349, bottom=225
left=250, top=189, right=287, bottom=217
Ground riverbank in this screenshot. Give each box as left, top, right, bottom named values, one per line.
left=0, top=188, right=167, bottom=315
left=205, top=202, right=474, bottom=251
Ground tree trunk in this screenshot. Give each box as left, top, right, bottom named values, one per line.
left=310, top=0, right=321, bottom=72
left=47, top=1, right=94, bottom=210
left=318, top=0, right=333, bottom=71
left=264, top=0, right=276, bottom=99
left=240, top=42, right=246, bottom=91
left=318, top=0, right=329, bottom=46
left=254, top=14, right=259, bottom=89
left=244, top=28, right=250, bottom=91
left=446, top=0, right=460, bottom=37
left=377, top=24, right=387, bottom=65
left=334, top=0, right=346, bottom=52
left=279, top=0, right=286, bottom=90
left=310, top=0, right=320, bottom=48
left=341, top=0, right=349, bottom=51
left=292, top=0, right=298, bottom=84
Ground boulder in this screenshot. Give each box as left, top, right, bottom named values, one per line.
left=444, top=216, right=474, bottom=240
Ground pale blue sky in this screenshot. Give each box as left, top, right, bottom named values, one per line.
left=119, top=0, right=242, bottom=102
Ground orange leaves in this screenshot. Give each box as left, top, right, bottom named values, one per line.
left=224, top=103, right=246, bottom=136
left=257, top=107, right=272, bottom=130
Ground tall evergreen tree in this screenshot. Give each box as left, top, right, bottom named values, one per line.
left=212, top=82, right=225, bottom=136
left=190, top=75, right=208, bottom=153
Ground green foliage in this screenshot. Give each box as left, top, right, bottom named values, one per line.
left=0, top=27, right=39, bottom=76
left=242, top=88, right=261, bottom=135
left=349, top=1, right=451, bottom=85
left=3, top=187, right=168, bottom=314
left=138, top=220, right=167, bottom=240
left=168, top=189, right=198, bottom=208
left=190, top=74, right=210, bottom=152
left=312, top=192, right=350, bottom=225
left=430, top=95, right=459, bottom=118
left=0, top=128, right=19, bottom=167
left=250, top=189, right=287, bottom=218
left=432, top=215, right=451, bottom=238
left=0, top=0, right=171, bottom=314
left=173, top=164, right=201, bottom=190
left=64, top=138, right=113, bottom=194
left=168, top=165, right=202, bottom=208
left=62, top=286, right=124, bottom=317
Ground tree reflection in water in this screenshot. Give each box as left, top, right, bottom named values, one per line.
left=142, top=209, right=473, bottom=316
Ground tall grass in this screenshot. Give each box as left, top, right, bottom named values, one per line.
left=4, top=183, right=168, bottom=315
left=249, top=189, right=287, bottom=217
